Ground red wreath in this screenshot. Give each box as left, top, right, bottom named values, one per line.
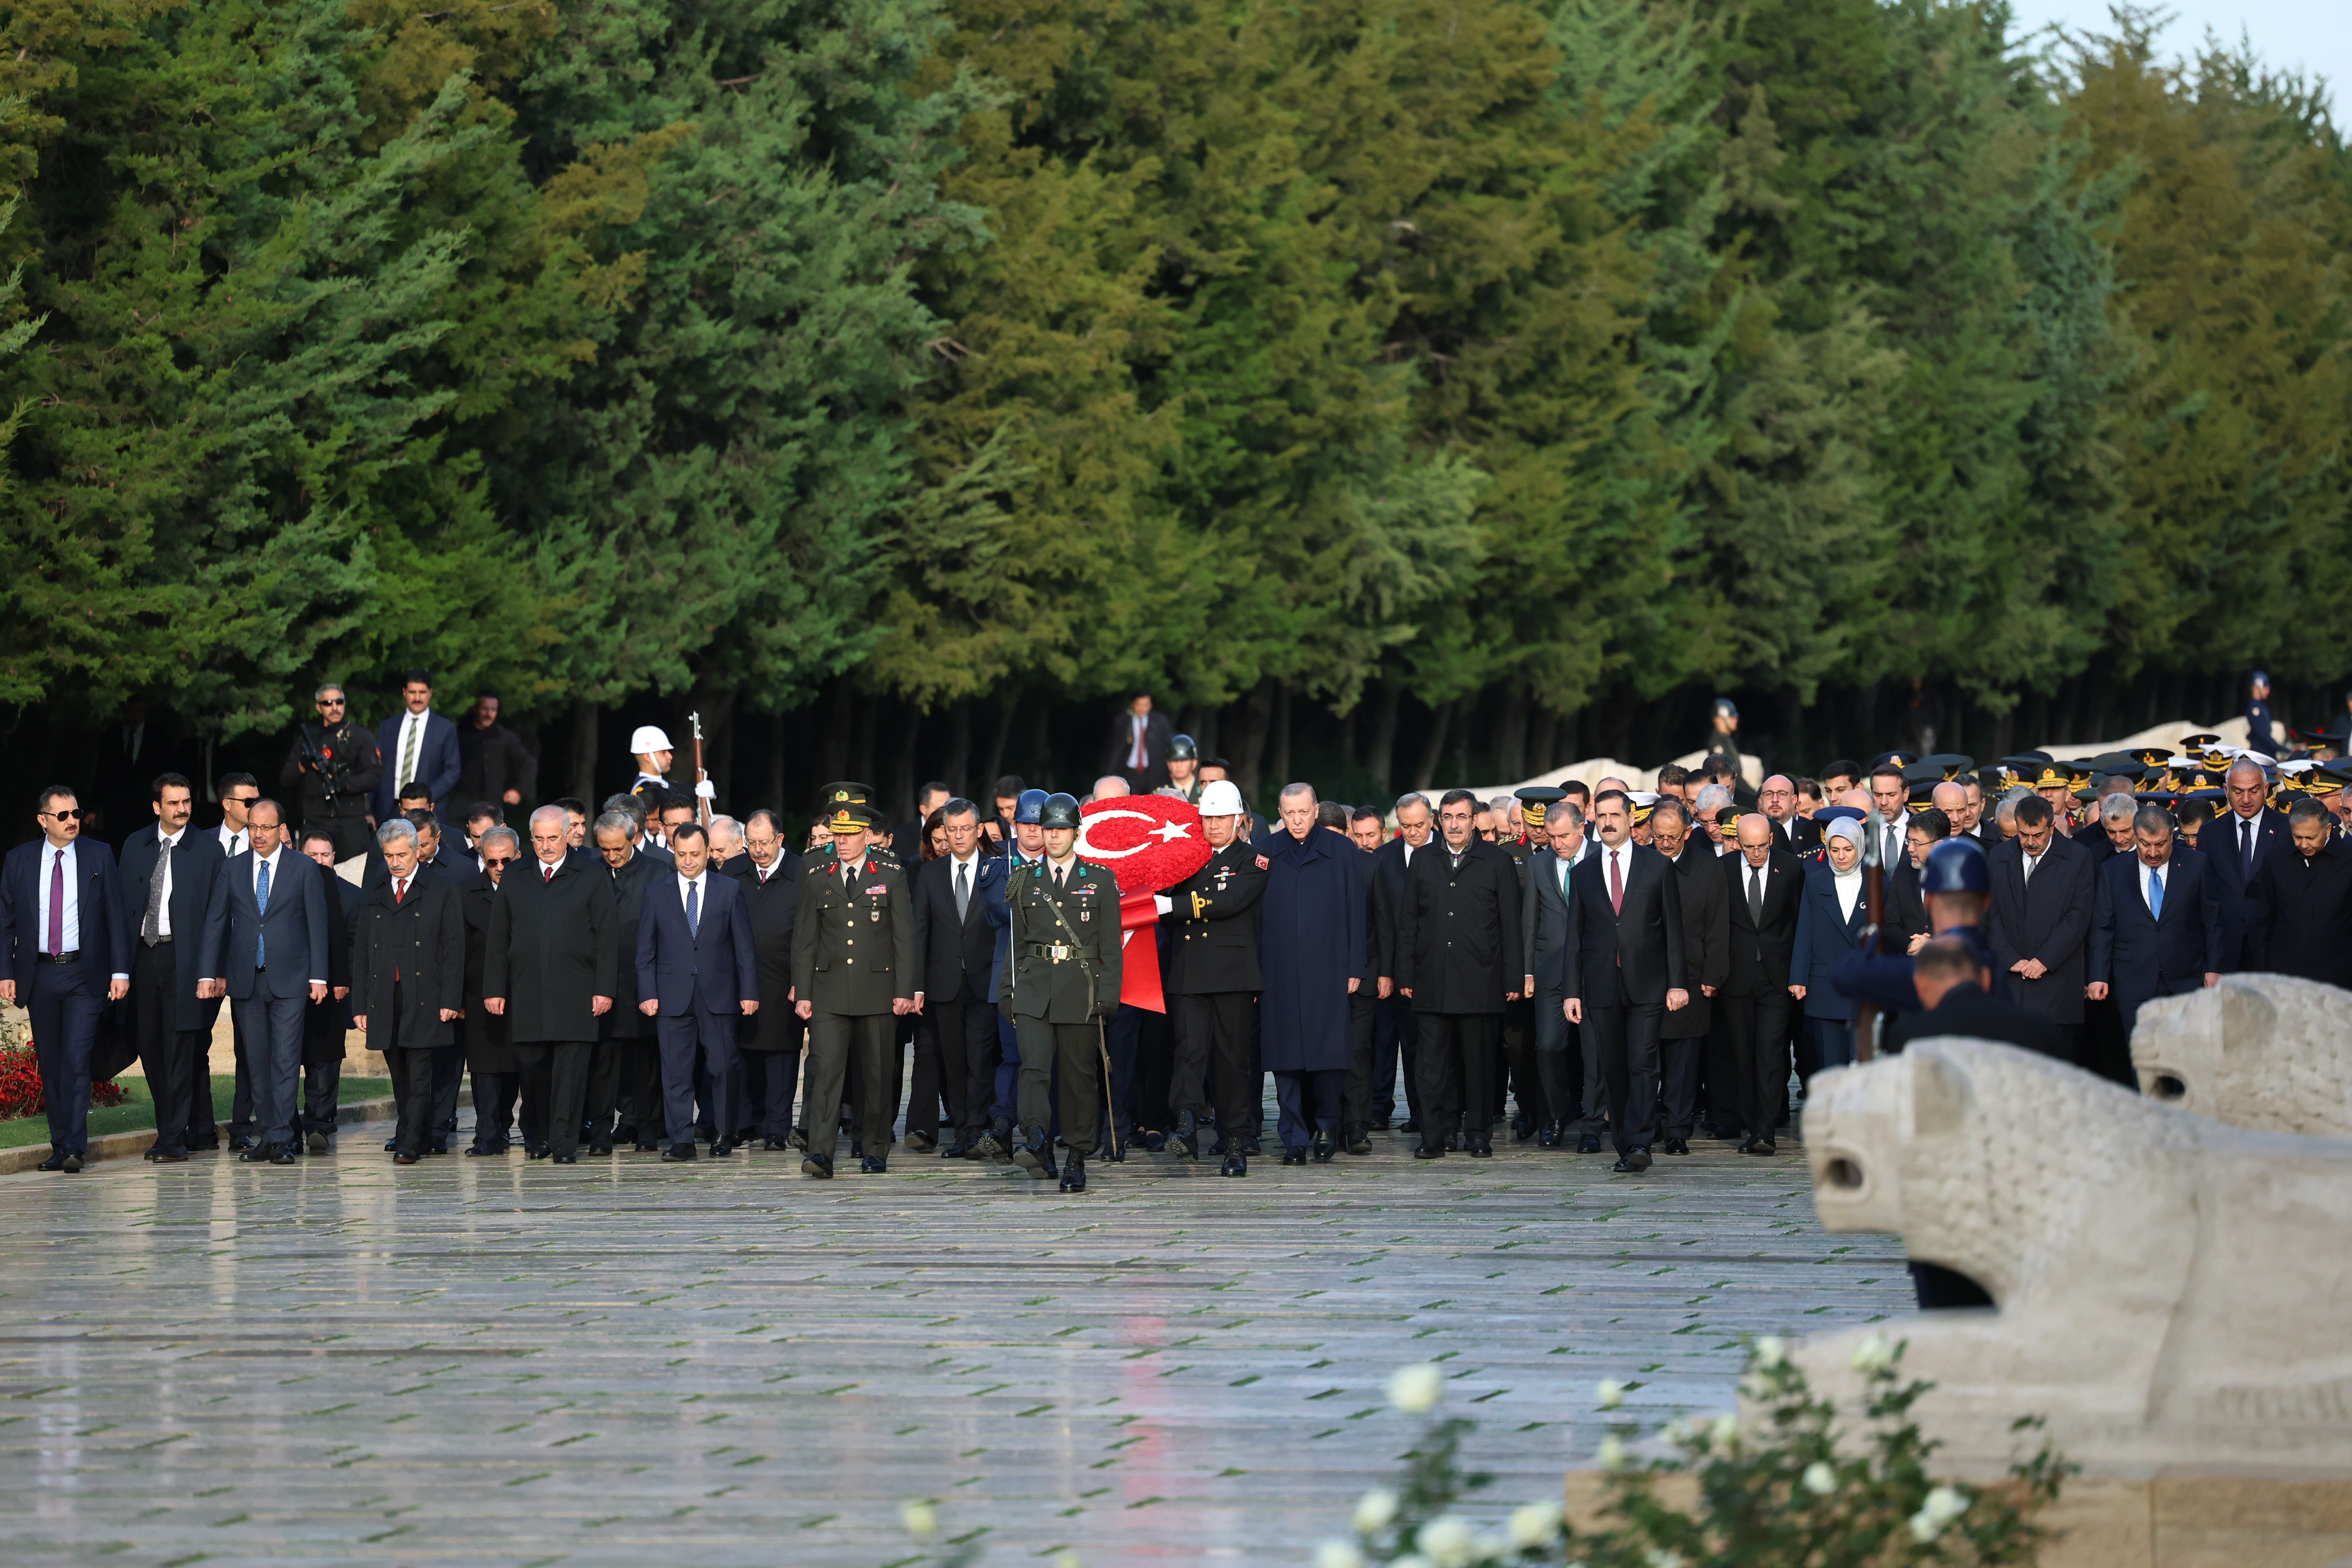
left=1077, top=796, right=1211, bottom=1014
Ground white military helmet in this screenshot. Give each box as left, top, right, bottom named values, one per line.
left=1198, top=780, right=1246, bottom=817
left=628, top=725, right=674, bottom=754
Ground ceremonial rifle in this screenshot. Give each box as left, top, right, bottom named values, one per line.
left=689, top=710, right=712, bottom=827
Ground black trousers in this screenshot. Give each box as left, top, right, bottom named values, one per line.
left=613, top=1040, right=661, bottom=1145
left=302, top=1058, right=342, bottom=1139
left=1172, top=991, right=1256, bottom=1135
left=741, top=1049, right=801, bottom=1139
left=515, top=1041, right=594, bottom=1157
left=429, top=1044, right=463, bottom=1152
left=1500, top=995, right=1542, bottom=1129
left=581, top=1037, right=625, bottom=1148
left=131, top=939, right=201, bottom=1156
left=1656, top=1035, right=1702, bottom=1141
left=27, top=964, right=103, bottom=1156
left=1132, top=1002, right=1175, bottom=1132
left=1344, top=986, right=1377, bottom=1129
left=384, top=1035, right=438, bottom=1157
left=917, top=993, right=998, bottom=1139
left=805, top=1011, right=898, bottom=1155
left=1586, top=1000, right=1662, bottom=1156
left=1719, top=990, right=1793, bottom=1140
left=1413, top=1011, right=1498, bottom=1149
left=470, top=1071, right=518, bottom=1149
left=1374, top=994, right=1420, bottom=1125
left=1014, top=1016, right=1102, bottom=1156
left=1274, top=1069, right=1343, bottom=1146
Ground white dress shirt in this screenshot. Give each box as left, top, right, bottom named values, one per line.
left=34, top=839, right=84, bottom=956
left=677, top=868, right=709, bottom=919
left=2142, top=858, right=2170, bottom=917
left=394, top=708, right=431, bottom=791
left=218, top=822, right=250, bottom=858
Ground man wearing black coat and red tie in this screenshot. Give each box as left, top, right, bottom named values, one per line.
left=641, top=818, right=760, bottom=1164
left=2088, top=805, right=2223, bottom=1035
left=348, top=819, right=465, bottom=1162
left=1395, top=789, right=1522, bottom=1161
left=1563, top=789, right=1688, bottom=1174
left=2, top=785, right=132, bottom=1172
left=485, top=805, right=619, bottom=1164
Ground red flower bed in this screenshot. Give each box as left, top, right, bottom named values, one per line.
left=0, top=1043, right=129, bottom=1121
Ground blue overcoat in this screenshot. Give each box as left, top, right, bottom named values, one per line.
left=1254, top=827, right=1365, bottom=1072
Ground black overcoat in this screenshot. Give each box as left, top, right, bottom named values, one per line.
left=730, top=850, right=803, bottom=1051
left=485, top=855, right=620, bottom=1043
left=348, top=873, right=465, bottom=1050
left=1393, top=837, right=1518, bottom=1015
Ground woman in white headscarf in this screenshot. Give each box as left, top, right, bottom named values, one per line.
left=1788, top=814, right=1870, bottom=1082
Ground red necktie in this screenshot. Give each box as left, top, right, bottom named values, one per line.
left=47, top=848, right=65, bottom=956
left=394, top=877, right=407, bottom=905
left=544, top=863, right=555, bottom=882
left=1608, top=850, right=1623, bottom=914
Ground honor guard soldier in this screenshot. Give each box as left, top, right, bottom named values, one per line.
left=628, top=726, right=675, bottom=796
left=1160, top=779, right=1268, bottom=1174
left=1155, top=735, right=1204, bottom=805
left=791, top=800, right=916, bottom=1177
left=1007, top=793, right=1122, bottom=1192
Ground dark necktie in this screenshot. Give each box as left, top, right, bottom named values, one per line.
left=955, top=860, right=970, bottom=920
left=686, top=878, right=700, bottom=939
left=2242, top=816, right=2256, bottom=878
left=254, top=855, right=272, bottom=969
left=48, top=848, right=66, bottom=956
left=1748, top=865, right=1763, bottom=927
left=143, top=838, right=170, bottom=946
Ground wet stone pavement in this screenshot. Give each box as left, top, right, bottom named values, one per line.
left=0, top=1106, right=1907, bottom=1566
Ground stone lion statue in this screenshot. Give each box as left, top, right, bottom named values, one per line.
left=2130, top=973, right=2352, bottom=1138
left=1794, top=1038, right=2352, bottom=1475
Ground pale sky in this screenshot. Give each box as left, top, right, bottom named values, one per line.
left=2004, top=0, right=2346, bottom=116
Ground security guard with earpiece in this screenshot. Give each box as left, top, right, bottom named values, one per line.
left=1007, top=793, right=1122, bottom=1192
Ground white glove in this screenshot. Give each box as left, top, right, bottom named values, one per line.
left=1153, top=894, right=1174, bottom=916
left=694, top=779, right=716, bottom=799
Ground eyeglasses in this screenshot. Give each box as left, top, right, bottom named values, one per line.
left=41, top=808, right=84, bottom=821
left=318, top=697, right=345, bottom=707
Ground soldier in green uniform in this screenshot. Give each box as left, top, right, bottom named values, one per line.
left=1007, top=793, right=1122, bottom=1193
left=790, top=799, right=916, bottom=1177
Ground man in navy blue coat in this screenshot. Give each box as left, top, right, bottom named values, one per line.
left=1252, top=783, right=1363, bottom=1165
left=635, top=819, right=759, bottom=1160
left=117, top=772, right=228, bottom=1162
left=198, top=798, right=331, bottom=1164
left=1, top=785, right=132, bottom=1171
left=371, top=669, right=462, bottom=821
left=2204, top=758, right=2289, bottom=971
left=2088, top=805, right=2223, bottom=1035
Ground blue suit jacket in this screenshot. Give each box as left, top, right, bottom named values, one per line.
left=984, top=850, right=1043, bottom=1004
left=200, top=847, right=332, bottom=1001
left=1790, top=863, right=1869, bottom=1021
left=0, top=836, right=130, bottom=991
left=635, top=868, right=759, bottom=1015
left=371, top=710, right=462, bottom=818
left=2089, top=845, right=2223, bottom=1010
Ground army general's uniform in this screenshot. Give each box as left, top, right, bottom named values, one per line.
left=1007, top=855, right=1122, bottom=1163
left=791, top=829, right=915, bottom=1166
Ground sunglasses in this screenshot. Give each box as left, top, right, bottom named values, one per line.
left=41, top=808, right=85, bottom=821
left=318, top=698, right=346, bottom=708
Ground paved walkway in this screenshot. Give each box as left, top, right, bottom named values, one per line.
left=0, top=1118, right=1907, bottom=1566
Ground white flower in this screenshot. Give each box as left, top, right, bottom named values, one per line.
left=1850, top=1332, right=1895, bottom=1373
left=1353, top=1488, right=1400, bottom=1536
left=1801, top=1461, right=1837, bottom=1496
left=1906, top=1488, right=1966, bottom=1543
left=1597, top=1435, right=1628, bottom=1471
left=1418, top=1516, right=1476, bottom=1568
left=1710, top=1413, right=1740, bottom=1451
left=1053, top=1553, right=1083, bottom=1568
left=1754, top=1335, right=1787, bottom=1368
left=1389, top=1363, right=1445, bottom=1414
left=1315, top=1540, right=1368, bottom=1568
left=1736, top=1373, right=1770, bottom=1400
left=1476, top=1532, right=1513, bottom=1562
left=1644, top=1549, right=1684, bottom=1568
left=1507, top=1502, right=1563, bottom=1549
left=1595, top=1377, right=1626, bottom=1409
left=899, top=1501, right=938, bottom=1542
left=1391, top=1557, right=1433, bottom=1568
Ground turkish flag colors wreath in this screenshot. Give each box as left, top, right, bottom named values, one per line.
left=1077, top=795, right=1211, bottom=1014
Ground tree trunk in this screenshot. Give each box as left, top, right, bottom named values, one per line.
left=945, top=697, right=972, bottom=799
left=1366, top=681, right=1402, bottom=795
left=982, top=693, right=1017, bottom=793
left=851, top=694, right=878, bottom=797
left=1411, top=698, right=1455, bottom=793
left=1024, top=697, right=1051, bottom=783
left=1495, top=681, right=1528, bottom=783
left=567, top=698, right=600, bottom=803
left=1528, top=705, right=1557, bottom=777
left=1228, top=677, right=1275, bottom=799
left=766, top=708, right=786, bottom=818
left=819, top=679, right=852, bottom=786
left=889, top=697, right=921, bottom=821
left=1267, top=680, right=1292, bottom=791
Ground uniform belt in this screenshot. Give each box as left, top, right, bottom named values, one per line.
left=35, top=950, right=80, bottom=965
left=1024, top=942, right=1089, bottom=962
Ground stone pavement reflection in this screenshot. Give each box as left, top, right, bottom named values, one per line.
left=0, top=1115, right=1907, bottom=1566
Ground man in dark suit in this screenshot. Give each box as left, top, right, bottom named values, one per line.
left=348, top=819, right=465, bottom=1162
left=2207, top=759, right=2289, bottom=970
left=1984, top=792, right=2096, bottom=1062
left=1104, top=691, right=1177, bottom=792
left=791, top=802, right=909, bottom=1175
left=1756, top=775, right=1822, bottom=856
left=1647, top=801, right=1727, bottom=1157
left=1160, top=781, right=1269, bottom=1171
left=1521, top=799, right=1594, bottom=1149
left=2089, top=805, right=2223, bottom=1035
left=198, top=798, right=329, bottom=1165
left=1564, top=789, right=1688, bottom=1173
left=117, top=772, right=226, bottom=1164
left=641, top=818, right=760, bottom=1163
left=1884, top=808, right=1949, bottom=952
left=1371, top=792, right=1439, bottom=1132
left=911, top=799, right=1002, bottom=1157
left=1716, top=814, right=1801, bottom=1154
left=371, top=669, right=462, bottom=821
left=94, top=695, right=177, bottom=843
left=458, top=827, right=524, bottom=1154
left=293, top=827, right=357, bottom=1152
left=2, top=785, right=132, bottom=1172
left=453, top=694, right=536, bottom=816
left=1345, top=805, right=1390, bottom=1154
left=486, top=806, right=619, bottom=1163
left=2251, top=797, right=2352, bottom=987
left=727, top=809, right=803, bottom=1151
left=1396, top=789, right=1523, bottom=1160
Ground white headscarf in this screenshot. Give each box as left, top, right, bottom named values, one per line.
left=1824, top=818, right=1866, bottom=921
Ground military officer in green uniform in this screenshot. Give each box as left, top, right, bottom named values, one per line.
left=791, top=799, right=916, bottom=1177
left=1007, top=793, right=1122, bottom=1193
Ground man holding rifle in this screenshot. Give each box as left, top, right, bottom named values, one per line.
left=279, top=683, right=382, bottom=861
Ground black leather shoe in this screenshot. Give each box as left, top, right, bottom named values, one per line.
left=426, top=1141, right=449, bottom=1155
left=1577, top=1133, right=1602, bottom=1154
left=1221, top=1152, right=1247, bottom=1177
left=1059, top=1155, right=1087, bottom=1193
left=1537, top=1121, right=1564, bottom=1148
left=1344, top=1126, right=1373, bottom=1156
left=1744, top=1138, right=1777, bottom=1155
left=553, top=1152, right=578, bottom=1164
left=633, top=1141, right=662, bottom=1154
left=1412, top=1142, right=1443, bottom=1160
left=1280, top=1146, right=1306, bottom=1166
left=1398, top=1119, right=1420, bottom=1135
left=801, top=1152, right=834, bottom=1179
left=1169, top=1112, right=1199, bottom=1159
left=240, top=1145, right=273, bottom=1164
left=1443, top=1131, right=1462, bottom=1151
left=524, top=1143, right=550, bottom=1161
left=1467, top=1138, right=1493, bottom=1159
left=661, top=1142, right=697, bottom=1163
left=759, top=1136, right=788, bottom=1152
left=187, top=1134, right=221, bottom=1152
left=304, top=1131, right=328, bottom=1154
left=848, top=1139, right=863, bottom=1158
left=145, top=1147, right=187, bottom=1163
left=1611, top=1146, right=1652, bottom=1174
left=269, top=1144, right=296, bottom=1165
left=905, top=1131, right=936, bottom=1154
left=708, top=1137, right=736, bottom=1158
left=861, top=1154, right=888, bottom=1174
left=37, top=1152, right=68, bottom=1172
left=589, top=1141, right=615, bottom=1157
left=1311, top=1132, right=1335, bottom=1162
left=232, top=1134, right=259, bottom=1152
left=1012, top=1128, right=1051, bottom=1178
left=1242, top=1135, right=1262, bottom=1155
left=394, top=1152, right=420, bottom=1165
left=1662, top=1136, right=1690, bottom=1156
